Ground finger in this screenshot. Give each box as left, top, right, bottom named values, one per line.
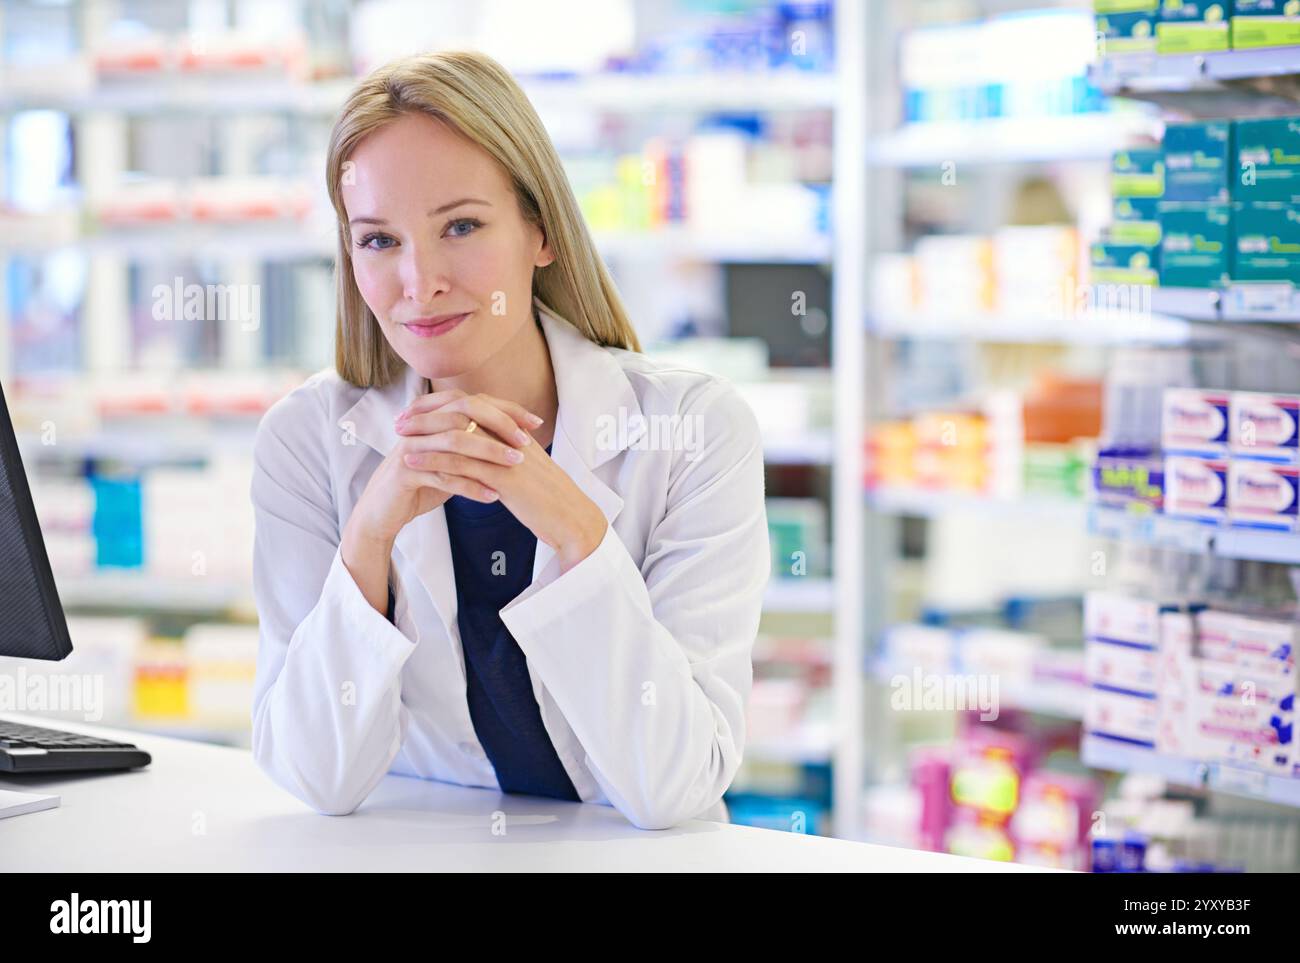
left=401, top=449, right=506, bottom=486
left=401, top=428, right=526, bottom=468
left=401, top=390, right=542, bottom=434
left=395, top=408, right=475, bottom=437
left=410, top=468, right=498, bottom=503
left=435, top=395, right=536, bottom=448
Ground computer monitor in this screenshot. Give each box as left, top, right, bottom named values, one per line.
left=0, top=377, right=74, bottom=662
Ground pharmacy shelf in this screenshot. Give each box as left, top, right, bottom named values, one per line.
left=1090, top=47, right=1300, bottom=95
left=869, top=310, right=1192, bottom=345
left=867, top=112, right=1160, bottom=167
left=1088, top=505, right=1300, bottom=564
left=55, top=574, right=253, bottom=613
left=764, top=578, right=834, bottom=613
left=746, top=722, right=834, bottom=764
left=1082, top=736, right=1300, bottom=808
left=6, top=223, right=832, bottom=266
left=868, top=487, right=1088, bottom=520
left=762, top=431, right=834, bottom=465
left=1152, top=285, right=1300, bottom=324
left=872, top=659, right=1085, bottom=720
left=0, top=71, right=837, bottom=116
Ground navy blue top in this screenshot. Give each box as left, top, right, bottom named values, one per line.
left=441, top=444, right=580, bottom=802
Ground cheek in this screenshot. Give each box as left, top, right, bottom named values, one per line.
left=351, top=258, right=396, bottom=314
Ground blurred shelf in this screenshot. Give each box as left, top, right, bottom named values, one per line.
left=867, top=112, right=1160, bottom=167
left=762, top=431, right=834, bottom=464
left=764, top=578, right=833, bottom=613
left=592, top=228, right=831, bottom=264
left=1082, top=735, right=1300, bottom=808
left=871, top=659, right=1085, bottom=720
left=746, top=722, right=833, bottom=763
left=522, top=71, right=838, bottom=112
left=55, top=573, right=252, bottom=613
left=3, top=223, right=831, bottom=265
left=1090, top=47, right=1300, bottom=94
left=1151, top=284, right=1300, bottom=324
left=868, top=487, right=1087, bottom=519
left=0, top=71, right=836, bottom=116
left=1088, top=505, right=1300, bottom=563
left=870, top=310, right=1192, bottom=345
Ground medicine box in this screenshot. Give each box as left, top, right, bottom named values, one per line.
left=1232, top=202, right=1300, bottom=285
left=1228, top=459, right=1300, bottom=531
left=1162, top=387, right=1230, bottom=456
left=1164, top=454, right=1229, bottom=522
left=1231, top=0, right=1300, bottom=48
left=1163, top=121, right=1232, bottom=203
left=1232, top=116, right=1300, bottom=206
left=1158, top=202, right=1232, bottom=287
left=1095, top=0, right=1160, bottom=53
left=1156, top=0, right=1232, bottom=54
left=1231, top=391, right=1300, bottom=463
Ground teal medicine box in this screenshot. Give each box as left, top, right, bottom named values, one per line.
left=1163, top=121, right=1232, bottom=203
left=1232, top=202, right=1300, bottom=286
left=1232, top=116, right=1300, bottom=206
left=1158, top=203, right=1232, bottom=288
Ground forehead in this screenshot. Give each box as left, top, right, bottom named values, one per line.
left=342, top=112, right=508, bottom=210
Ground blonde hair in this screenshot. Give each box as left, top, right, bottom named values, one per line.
left=326, top=49, right=642, bottom=388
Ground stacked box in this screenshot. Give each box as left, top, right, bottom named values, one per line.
left=1232, top=202, right=1300, bottom=285
left=1159, top=203, right=1233, bottom=287
left=1096, top=0, right=1160, bottom=53
left=1113, top=196, right=1162, bottom=245
left=1111, top=148, right=1166, bottom=198
left=1232, top=391, right=1300, bottom=463
left=1091, top=445, right=1165, bottom=512
left=1232, top=116, right=1300, bottom=206
left=1164, top=121, right=1232, bottom=203
left=1228, top=459, right=1300, bottom=530
left=1091, top=241, right=1160, bottom=285
left=1162, top=387, right=1230, bottom=457
left=1157, top=0, right=1232, bottom=53
left=1194, top=610, right=1297, bottom=776
left=1231, top=0, right=1300, bottom=48
left=1085, top=592, right=1165, bottom=749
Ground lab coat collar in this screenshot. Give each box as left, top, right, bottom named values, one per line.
left=334, top=296, right=636, bottom=673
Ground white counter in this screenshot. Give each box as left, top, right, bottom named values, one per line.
left=0, top=713, right=1051, bottom=872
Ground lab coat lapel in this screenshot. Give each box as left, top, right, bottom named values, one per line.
left=529, top=298, right=635, bottom=582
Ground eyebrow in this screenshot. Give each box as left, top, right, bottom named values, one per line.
left=348, top=197, right=492, bottom=226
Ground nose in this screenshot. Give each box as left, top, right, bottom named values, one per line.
left=399, top=239, right=451, bottom=304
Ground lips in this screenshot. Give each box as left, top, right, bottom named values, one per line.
left=402, top=312, right=469, bottom=338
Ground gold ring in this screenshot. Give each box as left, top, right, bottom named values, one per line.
left=465, top=419, right=478, bottom=434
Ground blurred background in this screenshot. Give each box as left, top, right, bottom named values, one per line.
left=2, top=0, right=1300, bottom=872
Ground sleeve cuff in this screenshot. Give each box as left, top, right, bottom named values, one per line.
left=500, top=522, right=648, bottom=638
left=315, top=545, right=417, bottom=672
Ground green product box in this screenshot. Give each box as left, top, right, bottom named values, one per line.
left=1231, top=0, right=1300, bottom=48
left=1232, top=116, right=1300, bottom=205
left=1113, top=196, right=1163, bottom=244
left=1232, top=202, right=1300, bottom=284
left=1112, top=148, right=1166, bottom=197
left=1098, top=10, right=1159, bottom=52
left=1158, top=202, right=1233, bottom=287
left=1157, top=0, right=1232, bottom=53
left=1092, top=241, right=1161, bottom=285
left=1163, top=121, right=1232, bottom=202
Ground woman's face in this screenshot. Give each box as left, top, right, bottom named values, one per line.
left=341, top=111, right=554, bottom=380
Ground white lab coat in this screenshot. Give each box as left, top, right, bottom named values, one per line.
left=249, top=297, right=770, bottom=830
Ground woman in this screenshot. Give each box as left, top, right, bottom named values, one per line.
left=250, top=49, right=770, bottom=831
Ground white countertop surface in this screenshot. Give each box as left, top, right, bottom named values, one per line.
left=0, top=713, right=1051, bottom=872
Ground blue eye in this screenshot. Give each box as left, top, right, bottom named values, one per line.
left=356, top=232, right=396, bottom=250
left=446, top=218, right=481, bottom=238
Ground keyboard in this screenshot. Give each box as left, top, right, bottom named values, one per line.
left=0, top=718, right=152, bottom=773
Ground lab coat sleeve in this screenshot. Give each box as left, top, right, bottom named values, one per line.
left=249, top=388, right=416, bottom=816
left=500, top=379, right=770, bottom=830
